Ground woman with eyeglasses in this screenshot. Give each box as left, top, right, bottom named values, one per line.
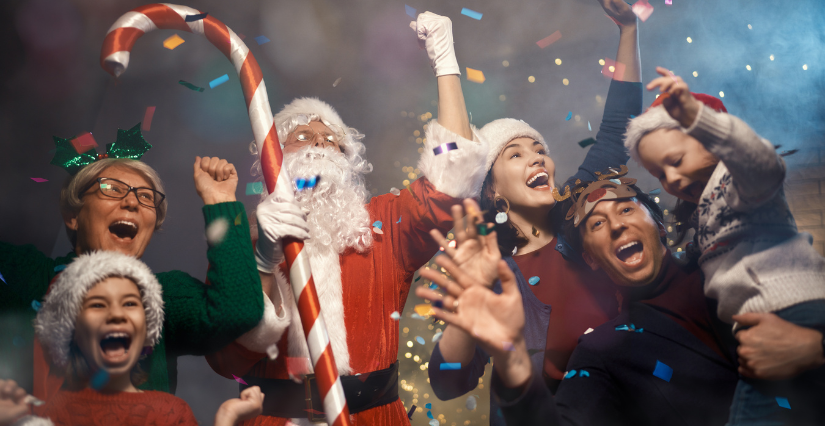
left=0, top=150, right=287, bottom=402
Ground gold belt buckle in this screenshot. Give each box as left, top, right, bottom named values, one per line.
left=304, top=373, right=327, bottom=423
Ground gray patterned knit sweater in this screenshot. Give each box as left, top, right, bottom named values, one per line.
left=687, top=105, right=825, bottom=324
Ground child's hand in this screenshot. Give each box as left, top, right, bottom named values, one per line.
left=214, top=386, right=264, bottom=426
left=0, top=379, right=30, bottom=426
left=646, top=66, right=702, bottom=128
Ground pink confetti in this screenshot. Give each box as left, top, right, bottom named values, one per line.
left=631, top=0, right=654, bottom=22
left=141, top=106, right=156, bottom=131
left=70, top=132, right=98, bottom=153
left=601, top=58, right=626, bottom=81
left=232, top=374, right=247, bottom=385
left=666, top=0, right=672, bottom=4
left=536, top=30, right=562, bottom=49
left=31, top=178, right=48, bottom=182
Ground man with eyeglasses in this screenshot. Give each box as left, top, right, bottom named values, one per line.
left=0, top=151, right=291, bottom=405
left=205, top=13, right=489, bottom=426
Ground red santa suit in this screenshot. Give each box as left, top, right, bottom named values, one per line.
left=207, top=120, right=487, bottom=425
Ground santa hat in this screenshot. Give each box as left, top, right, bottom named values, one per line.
left=34, top=251, right=164, bottom=368
left=273, top=97, right=358, bottom=155
left=624, top=93, right=727, bottom=165
left=479, top=118, right=549, bottom=174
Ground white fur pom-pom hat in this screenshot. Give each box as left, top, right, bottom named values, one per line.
left=479, top=118, right=549, bottom=173
left=34, top=251, right=164, bottom=368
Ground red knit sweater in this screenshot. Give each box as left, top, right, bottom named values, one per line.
left=41, top=388, right=198, bottom=425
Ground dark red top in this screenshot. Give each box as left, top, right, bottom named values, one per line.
left=40, top=388, right=198, bottom=425
left=513, top=237, right=620, bottom=383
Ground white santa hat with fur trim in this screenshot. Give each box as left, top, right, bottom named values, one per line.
left=34, top=251, right=164, bottom=368
left=479, top=118, right=550, bottom=173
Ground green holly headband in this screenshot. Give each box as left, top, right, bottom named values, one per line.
left=50, top=123, right=151, bottom=175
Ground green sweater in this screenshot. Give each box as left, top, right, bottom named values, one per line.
left=0, top=202, right=264, bottom=394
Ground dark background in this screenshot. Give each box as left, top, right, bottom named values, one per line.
left=1, top=0, right=823, bottom=424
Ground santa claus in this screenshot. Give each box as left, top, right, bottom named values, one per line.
left=206, top=13, right=488, bottom=425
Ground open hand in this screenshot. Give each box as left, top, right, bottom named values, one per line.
left=0, top=379, right=30, bottom=426
left=194, top=156, right=239, bottom=205
left=733, top=313, right=825, bottom=380
left=646, top=67, right=701, bottom=128
left=214, top=386, right=264, bottom=426
left=597, top=0, right=637, bottom=27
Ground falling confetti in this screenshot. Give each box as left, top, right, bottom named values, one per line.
left=565, top=112, right=573, bottom=121
left=234, top=213, right=243, bottom=226
left=390, top=187, right=401, bottom=196
left=162, top=34, right=185, bottom=50
left=30, top=178, right=48, bottom=182
left=429, top=420, right=440, bottom=426
left=432, top=331, right=443, bottom=343
left=390, top=311, right=401, bottom=320
left=665, top=0, right=672, bottom=4
left=466, top=395, right=477, bottom=410
left=775, top=397, right=791, bottom=409
left=652, top=360, right=673, bottom=382
left=584, top=327, right=594, bottom=334
left=536, top=31, right=562, bottom=49
left=405, top=5, right=417, bottom=18
left=232, top=374, right=248, bottom=385
left=31, top=300, right=41, bottom=311
left=90, top=370, right=110, bottom=390
left=440, top=362, right=461, bottom=370
left=460, top=8, right=483, bottom=20
left=373, top=220, right=383, bottom=230
left=209, top=74, right=229, bottom=89
left=648, top=188, right=661, bottom=195
left=466, top=67, right=486, bottom=84
left=415, top=304, right=435, bottom=316
left=178, top=80, right=205, bottom=92
left=245, top=182, right=264, bottom=195
left=296, top=176, right=319, bottom=190
left=427, top=411, right=434, bottom=419
left=528, top=276, right=540, bottom=285
left=71, top=132, right=98, bottom=153
left=184, top=12, right=208, bottom=22
left=254, top=35, right=270, bottom=45
left=588, top=121, right=592, bottom=131
left=266, top=344, right=279, bottom=360
left=425, top=403, right=432, bottom=409
left=416, top=336, right=426, bottom=345
left=631, top=0, right=654, bottom=22
left=54, top=264, right=66, bottom=272
left=396, top=216, right=402, bottom=223
left=407, top=405, right=417, bottom=419
left=333, top=77, right=342, bottom=87
left=564, top=370, right=577, bottom=379
left=142, top=107, right=156, bottom=131
left=433, top=142, right=459, bottom=155
left=579, top=370, right=590, bottom=377
left=206, top=218, right=229, bottom=246
left=0, top=271, right=5, bottom=284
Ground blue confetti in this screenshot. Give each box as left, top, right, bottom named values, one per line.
left=579, top=370, right=590, bottom=377
left=428, top=282, right=438, bottom=290
left=31, top=300, right=41, bottom=312
left=564, top=370, right=577, bottom=379
left=373, top=221, right=383, bottom=230
left=411, top=313, right=426, bottom=320
left=440, top=362, right=461, bottom=370
left=460, top=8, right=483, bottom=20
left=54, top=264, right=67, bottom=272
left=615, top=324, right=629, bottom=331
left=416, top=336, right=425, bottom=345
left=184, top=12, right=208, bottom=22
left=648, top=188, right=662, bottom=195
left=528, top=276, right=540, bottom=285
left=565, top=111, right=572, bottom=121
left=425, top=403, right=432, bottom=409
left=209, top=74, right=229, bottom=89
left=588, top=121, right=592, bottom=131
left=390, top=311, right=401, bottom=320
left=432, top=331, right=443, bottom=342
left=0, top=271, right=5, bottom=284
left=255, top=35, right=270, bottom=45
left=427, top=411, right=434, bottom=419
left=405, top=5, right=417, bottom=18
left=396, top=216, right=402, bottom=223
left=90, top=369, right=110, bottom=390
left=407, top=404, right=416, bottom=419
left=429, top=420, right=440, bottom=426
left=776, top=397, right=791, bottom=409
left=653, top=360, right=673, bottom=382
left=245, top=182, right=264, bottom=195
left=630, top=115, right=636, bottom=118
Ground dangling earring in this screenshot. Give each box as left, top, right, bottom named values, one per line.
left=532, top=226, right=540, bottom=237
left=494, top=195, right=510, bottom=224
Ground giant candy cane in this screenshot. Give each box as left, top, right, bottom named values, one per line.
left=100, top=4, right=351, bottom=425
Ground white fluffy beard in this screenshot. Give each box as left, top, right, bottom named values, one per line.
left=284, top=146, right=373, bottom=255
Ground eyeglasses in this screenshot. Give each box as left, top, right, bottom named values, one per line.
left=284, top=115, right=344, bottom=148
left=81, top=177, right=166, bottom=208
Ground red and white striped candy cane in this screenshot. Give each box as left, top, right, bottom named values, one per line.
left=100, top=4, right=351, bottom=425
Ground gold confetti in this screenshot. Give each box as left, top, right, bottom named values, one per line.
left=466, top=68, right=486, bottom=83
left=163, top=34, right=185, bottom=50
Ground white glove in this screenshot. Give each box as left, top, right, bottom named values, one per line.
left=255, top=193, right=310, bottom=273
left=410, top=12, right=461, bottom=77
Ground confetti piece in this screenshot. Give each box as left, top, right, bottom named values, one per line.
left=433, top=142, right=459, bottom=155
left=528, top=276, right=540, bottom=285
left=246, top=182, right=264, bottom=195
left=206, top=218, right=229, bottom=246
left=440, top=362, right=461, bottom=370
left=71, top=132, right=98, bottom=153
left=209, top=74, right=229, bottom=89
left=296, top=176, right=319, bottom=190
left=427, top=411, right=434, bottom=419
left=407, top=404, right=417, bottom=419
left=185, top=12, right=208, bottom=22
left=411, top=313, right=426, bottom=320
left=652, top=360, right=673, bottom=382
left=631, top=0, right=653, bottom=22
left=615, top=324, right=629, bottom=331
left=466, top=395, right=477, bottom=410
left=579, top=370, right=590, bottom=377
left=390, top=187, right=401, bottom=196
left=373, top=220, right=383, bottom=230
left=665, top=0, right=672, bottom=4
left=432, top=331, right=443, bottom=343
left=565, top=112, right=572, bottom=121
left=776, top=397, right=791, bottom=409
left=536, top=30, right=562, bottom=49
left=31, top=178, right=48, bottom=182
left=90, top=369, right=109, bottom=390
left=425, top=403, right=432, bottom=409
left=578, top=138, right=597, bottom=148
left=305, top=409, right=325, bottom=415
left=429, top=420, right=440, bottom=426
left=237, top=33, right=246, bottom=40
left=416, top=336, right=426, bottom=345
left=266, top=344, right=279, bottom=360
left=415, top=304, right=435, bottom=316
left=564, top=370, right=577, bottom=379
left=601, top=58, right=626, bottom=81
left=588, top=121, right=592, bottom=131
left=0, top=271, right=5, bottom=283
left=234, top=213, right=243, bottom=226
left=142, top=107, right=156, bottom=131
left=255, top=35, right=270, bottom=45
left=405, top=5, right=417, bottom=18
left=466, top=67, right=486, bottom=84
left=31, top=300, right=41, bottom=312
left=584, top=327, right=594, bottom=334
left=286, top=357, right=312, bottom=377
left=178, top=80, right=205, bottom=92
left=232, top=374, right=248, bottom=385
left=648, top=188, right=661, bottom=195
left=461, top=8, right=483, bottom=20
left=23, top=395, right=45, bottom=406
left=355, top=372, right=372, bottom=382
left=333, top=77, right=342, bottom=87
left=390, top=311, right=401, bottom=320
left=162, top=34, right=185, bottom=50
left=396, top=216, right=402, bottom=224
left=54, top=264, right=66, bottom=272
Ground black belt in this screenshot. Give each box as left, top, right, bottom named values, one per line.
left=240, top=361, right=399, bottom=423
